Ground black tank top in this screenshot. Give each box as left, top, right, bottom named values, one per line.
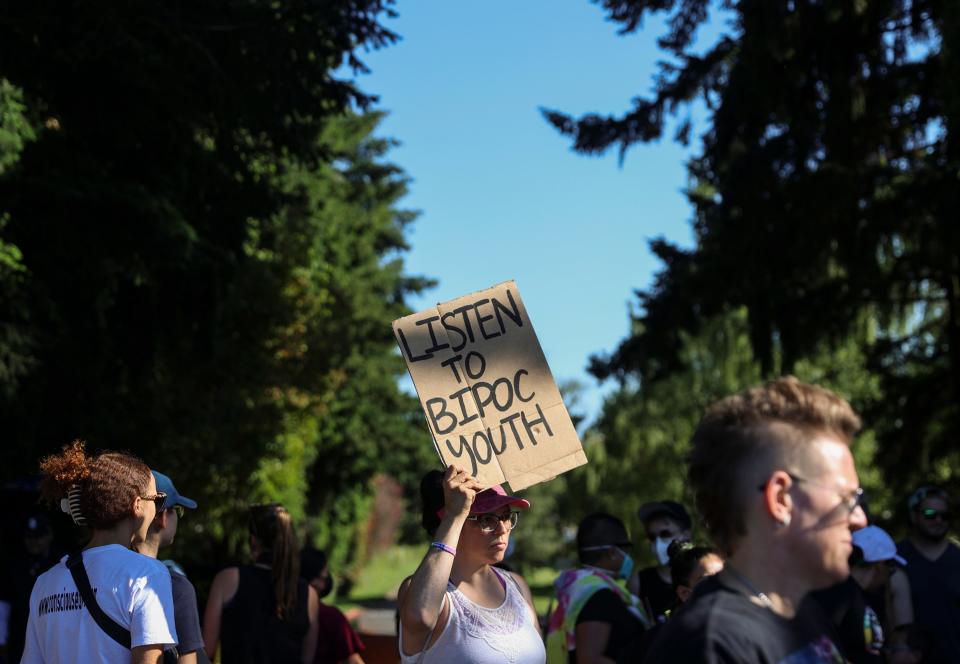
left=221, top=565, right=310, bottom=664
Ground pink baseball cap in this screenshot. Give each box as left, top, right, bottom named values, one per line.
left=470, top=485, right=530, bottom=514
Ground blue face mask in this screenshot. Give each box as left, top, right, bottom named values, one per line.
left=616, top=548, right=634, bottom=580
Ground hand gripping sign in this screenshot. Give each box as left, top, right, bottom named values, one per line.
left=393, top=280, right=587, bottom=490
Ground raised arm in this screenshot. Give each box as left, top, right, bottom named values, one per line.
left=397, top=465, right=482, bottom=655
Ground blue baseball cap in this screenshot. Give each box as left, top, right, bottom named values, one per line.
left=152, top=470, right=197, bottom=510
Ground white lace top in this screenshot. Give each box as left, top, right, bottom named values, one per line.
left=400, top=567, right=546, bottom=664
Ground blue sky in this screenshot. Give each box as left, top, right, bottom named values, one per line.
left=353, top=2, right=717, bottom=424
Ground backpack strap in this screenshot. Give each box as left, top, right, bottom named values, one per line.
left=66, top=551, right=132, bottom=649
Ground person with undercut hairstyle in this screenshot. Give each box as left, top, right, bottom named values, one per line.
left=21, top=440, right=177, bottom=664
left=643, top=377, right=868, bottom=664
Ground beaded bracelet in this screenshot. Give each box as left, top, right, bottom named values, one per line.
left=430, top=541, right=456, bottom=557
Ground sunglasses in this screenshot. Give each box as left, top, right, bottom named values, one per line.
left=141, top=492, right=167, bottom=511
left=920, top=508, right=949, bottom=521
left=465, top=511, right=519, bottom=534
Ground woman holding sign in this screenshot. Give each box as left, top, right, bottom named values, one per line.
left=398, top=465, right=545, bottom=664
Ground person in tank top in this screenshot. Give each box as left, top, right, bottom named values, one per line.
left=203, top=504, right=319, bottom=664
left=398, top=465, right=545, bottom=664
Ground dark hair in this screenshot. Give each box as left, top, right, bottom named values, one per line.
left=688, top=377, right=861, bottom=555
left=849, top=545, right=866, bottom=567
left=577, top=513, right=630, bottom=565
left=420, top=469, right=445, bottom=537
left=249, top=504, right=300, bottom=619
left=667, top=540, right=720, bottom=590
left=638, top=501, right=692, bottom=530
left=300, top=547, right=328, bottom=581
left=39, top=440, right=152, bottom=530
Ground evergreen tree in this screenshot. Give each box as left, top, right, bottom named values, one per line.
left=547, top=0, right=958, bottom=498
left=0, top=1, right=431, bottom=567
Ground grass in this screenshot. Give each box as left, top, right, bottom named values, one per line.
left=524, top=566, right=560, bottom=617
left=333, top=544, right=424, bottom=613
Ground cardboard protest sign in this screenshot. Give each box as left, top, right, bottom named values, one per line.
left=393, top=280, right=587, bottom=490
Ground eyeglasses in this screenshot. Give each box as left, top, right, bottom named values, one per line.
left=465, top=511, right=519, bottom=533
left=789, top=474, right=864, bottom=515
left=920, top=508, right=949, bottom=521
left=141, top=492, right=167, bottom=512
left=170, top=505, right=185, bottom=519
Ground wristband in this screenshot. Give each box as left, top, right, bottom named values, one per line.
left=430, top=541, right=456, bottom=557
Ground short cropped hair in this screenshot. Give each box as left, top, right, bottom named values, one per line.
left=688, top=376, right=861, bottom=555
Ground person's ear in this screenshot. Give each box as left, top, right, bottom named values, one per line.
left=155, top=508, right=169, bottom=529
left=133, top=494, right=146, bottom=519
left=676, top=585, right=692, bottom=603
left=761, top=470, right=794, bottom=527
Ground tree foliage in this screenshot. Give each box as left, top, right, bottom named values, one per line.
left=547, top=0, right=960, bottom=519
left=0, top=0, right=432, bottom=570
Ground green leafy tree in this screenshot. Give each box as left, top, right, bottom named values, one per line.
left=547, top=0, right=960, bottom=506
left=0, top=79, right=35, bottom=398
left=0, top=1, right=432, bottom=570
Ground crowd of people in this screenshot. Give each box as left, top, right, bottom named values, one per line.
left=395, top=377, right=958, bottom=664
left=0, top=441, right=366, bottom=664
left=0, top=377, right=958, bottom=663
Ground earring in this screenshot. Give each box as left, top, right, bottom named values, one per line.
left=779, top=515, right=791, bottom=528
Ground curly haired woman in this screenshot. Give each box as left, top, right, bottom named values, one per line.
left=21, top=440, right=177, bottom=664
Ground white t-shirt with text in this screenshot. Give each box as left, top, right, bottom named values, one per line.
left=21, top=544, right=177, bottom=663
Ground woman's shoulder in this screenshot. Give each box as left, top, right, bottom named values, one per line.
left=211, top=566, right=241, bottom=589
left=496, top=567, right=532, bottom=594
left=213, top=565, right=241, bottom=579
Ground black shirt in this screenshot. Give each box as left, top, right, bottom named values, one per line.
left=636, top=567, right=675, bottom=623
left=641, top=571, right=844, bottom=664
left=220, top=565, right=311, bottom=664
left=569, top=588, right=647, bottom=663
left=811, top=576, right=883, bottom=664
left=898, top=539, right=960, bottom=664
left=169, top=570, right=210, bottom=663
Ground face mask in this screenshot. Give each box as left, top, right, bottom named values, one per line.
left=652, top=537, right=673, bottom=566
left=616, top=548, right=634, bottom=580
